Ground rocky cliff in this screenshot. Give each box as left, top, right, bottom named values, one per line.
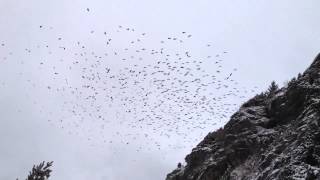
left=166, top=54, right=320, bottom=180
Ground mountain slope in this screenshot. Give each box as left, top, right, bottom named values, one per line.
left=166, top=54, right=320, bottom=180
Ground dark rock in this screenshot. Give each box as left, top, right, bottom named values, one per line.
left=166, top=53, right=320, bottom=180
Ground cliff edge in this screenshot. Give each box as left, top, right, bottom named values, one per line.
left=167, top=54, right=320, bottom=180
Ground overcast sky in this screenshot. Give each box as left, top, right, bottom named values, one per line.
left=0, top=1, right=320, bottom=180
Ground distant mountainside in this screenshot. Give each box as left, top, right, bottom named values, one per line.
left=166, top=54, right=320, bottom=180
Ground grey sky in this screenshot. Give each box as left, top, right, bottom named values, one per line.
left=0, top=1, right=319, bottom=180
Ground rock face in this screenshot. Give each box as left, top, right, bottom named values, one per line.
left=166, top=54, right=320, bottom=180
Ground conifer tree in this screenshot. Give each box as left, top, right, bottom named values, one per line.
left=17, top=161, right=53, bottom=180
left=267, top=81, right=279, bottom=96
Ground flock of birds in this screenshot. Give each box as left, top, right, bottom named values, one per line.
left=0, top=8, right=259, bottom=153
